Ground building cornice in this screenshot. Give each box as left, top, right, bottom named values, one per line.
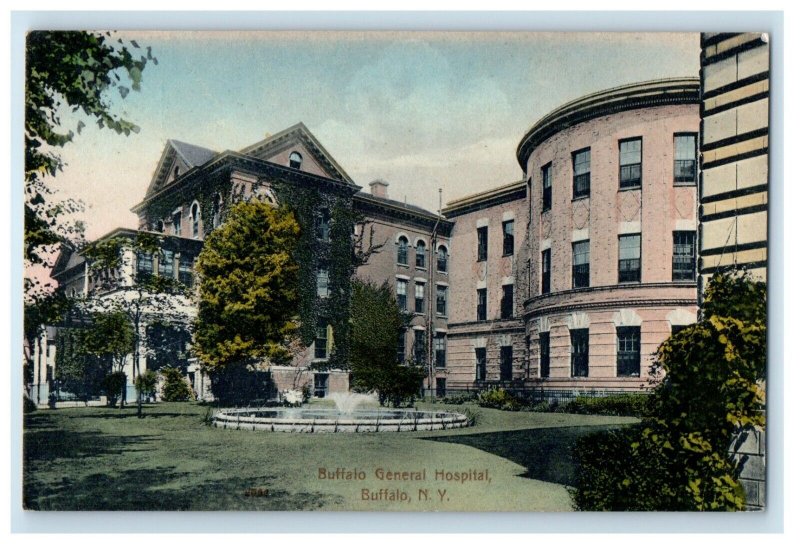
left=516, top=78, right=701, bottom=169
left=442, top=180, right=527, bottom=218
left=353, top=193, right=453, bottom=235
left=131, top=152, right=360, bottom=213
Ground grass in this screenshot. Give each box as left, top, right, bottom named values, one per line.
left=23, top=400, right=637, bottom=512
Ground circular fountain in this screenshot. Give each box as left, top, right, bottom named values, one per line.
left=211, top=392, right=472, bottom=433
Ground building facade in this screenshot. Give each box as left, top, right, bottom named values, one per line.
left=698, top=32, right=769, bottom=289
left=517, top=78, right=701, bottom=394
left=35, top=78, right=712, bottom=404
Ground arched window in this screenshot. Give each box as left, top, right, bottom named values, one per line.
left=289, top=151, right=303, bottom=169
left=416, top=240, right=426, bottom=269
left=437, top=245, right=448, bottom=273
left=191, top=202, right=200, bottom=238
left=211, top=193, right=222, bottom=228
left=155, top=220, right=164, bottom=233
left=397, top=236, right=408, bottom=265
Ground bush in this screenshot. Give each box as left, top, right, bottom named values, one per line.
left=477, top=388, right=521, bottom=411
left=160, top=367, right=194, bottom=402
left=102, top=371, right=127, bottom=406
left=23, top=395, right=37, bottom=413
left=207, top=362, right=273, bottom=406
left=440, top=393, right=477, bottom=405
left=135, top=369, right=158, bottom=401
left=562, top=394, right=649, bottom=417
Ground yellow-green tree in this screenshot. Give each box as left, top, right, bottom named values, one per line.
left=194, top=200, right=300, bottom=380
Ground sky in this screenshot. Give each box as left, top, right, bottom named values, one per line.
left=46, top=31, right=700, bottom=240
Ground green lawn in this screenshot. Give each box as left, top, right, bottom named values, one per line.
left=23, top=401, right=637, bottom=512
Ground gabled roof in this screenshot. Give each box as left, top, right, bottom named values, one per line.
left=50, top=243, right=86, bottom=279
left=143, top=139, right=218, bottom=199
left=240, top=122, right=354, bottom=184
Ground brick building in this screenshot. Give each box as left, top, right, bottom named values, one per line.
left=34, top=78, right=711, bottom=403
left=516, top=78, right=701, bottom=395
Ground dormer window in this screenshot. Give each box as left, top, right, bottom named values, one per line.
left=155, top=220, right=164, bottom=233
left=191, top=202, right=200, bottom=239
left=289, top=152, right=303, bottom=169
left=173, top=166, right=180, bottom=179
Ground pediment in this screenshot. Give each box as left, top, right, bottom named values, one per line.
left=240, top=122, right=354, bottom=184
left=143, top=140, right=218, bottom=199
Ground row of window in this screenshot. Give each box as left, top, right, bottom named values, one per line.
left=474, top=346, right=514, bottom=381
left=537, top=326, right=642, bottom=378
left=397, top=237, right=448, bottom=271
left=136, top=251, right=195, bottom=287
left=539, top=231, right=696, bottom=294
left=395, top=330, right=447, bottom=367
left=396, top=280, right=448, bottom=316
left=476, top=220, right=515, bottom=262
left=539, top=133, right=697, bottom=212
left=475, top=284, right=515, bottom=321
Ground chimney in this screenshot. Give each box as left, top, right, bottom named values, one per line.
left=369, top=179, right=389, bottom=199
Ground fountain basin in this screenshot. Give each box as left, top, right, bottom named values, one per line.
left=212, top=407, right=471, bottom=433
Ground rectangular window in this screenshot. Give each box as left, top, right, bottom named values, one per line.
left=396, top=279, right=408, bottom=310
left=542, top=163, right=552, bottom=212
left=137, top=252, right=153, bottom=279
left=500, top=346, right=513, bottom=381
left=314, top=324, right=328, bottom=360
left=616, top=326, right=641, bottom=377
left=572, top=240, right=590, bottom=288
left=414, top=282, right=425, bottom=314
left=674, top=134, right=697, bottom=184
left=315, top=209, right=331, bottom=241
left=539, top=332, right=550, bottom=378
left=434, top=333, right=446, bottom=368
left=618, top=234, right=642, bottom=283
left=570, top=328, right=589, bottom=377
left=437, top=246, right=448, bottom=273
left=477, top=226, right=488, bottom=262
left=414, top=329, right=425, bottom=364
left=502, top=220, right=515, bottom=256
left=172, top=211, right=182, bottom=236
left=475, top=347, right=487, bottom=381
left=619, top=138, right=642, bottom=189
left=436, top=285, right=448, bottom=317
left=313, top=373, right=329, bottom=398
left=672, top=231, right=696, bottom=281
left=572, top=148, right=591, bottom=199
left=436, top=378, right=447, bottom=398
left=541, top=249, right=551, bottom=294
left=178, top=255, right=193, bottom=287
left=316, top=265, right=330, bottom=298
left=476, top=288, right=487, bottom=321
left=501, top=284, right=514, bottom=319
left=396, top=329, right=406, bottom=363
left=158, top=250, right=174, bottom=278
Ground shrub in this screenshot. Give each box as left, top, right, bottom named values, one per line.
left=23, top=395, right=37, bottom=413
left=563, top=393, right=649, bottom=417
left=135, top=369, right=158, bottom=401
left=440, top=393, right=477, bottom=405
left=160, top=367, right=194, bottom=402
left=571, top=272, right=765, bottom=511
left=102, top=371, right=127, bottom=406
left=477, top=388, right=521, bottom=411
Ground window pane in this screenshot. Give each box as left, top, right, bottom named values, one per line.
left=674, top=135, right=696, bottom=160
left=159, top=250, right=174, bottom=277
left=415, top=282, right=425, bottom=313
left=500, top=346, right=513, bottom=381
left=616, top=326, right=641, bottom=377
left=619, top=235, right=641, bottom=259
left=475, top=348, right=487, bottom=381
left=672, top=231, right=696, bottom=280
left=620, top=139, right=641, bottom=165
left=503, top=220, right=514, bottom=255
left=436, top=286, right=447, bottom=316
left=477, top=289, right=487, bottom=321
left=416, top=241, right=426, bottom=268
left=573, top=149, right=590, bottom=174
left=477, top=227, right=488, bottom=261
left=570, top=328, right=589, bottom=377
left=437, top=246, right=448, bottom=272
left=541, top=249, right=551, bottom=294
left=397, top=237, right=408, bottom=265
left=539, top=332, right=550, bottom=378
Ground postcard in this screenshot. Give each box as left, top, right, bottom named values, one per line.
left=21, top=29, right=770, bottom=514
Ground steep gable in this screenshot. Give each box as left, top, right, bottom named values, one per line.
left=239, top=122, right=354, bottom=184
left=143, top=140, right=218, bottom=199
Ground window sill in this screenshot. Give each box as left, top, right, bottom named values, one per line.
left=618, top=186, right=642, bottom=192
left=415, top=267, right=427, bottom=272
left=502, top=252, right=514, bottom=258
left=572, top=195, right=590, bottom=202
left=673, top=181, right=697, bottom=187
left=396, top=263, right=409, bottom=268
left=617, top=280, right=642, bottom=285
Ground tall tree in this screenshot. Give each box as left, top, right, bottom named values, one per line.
left=25, top=31, right=155, bottom=274
left=349, top=278, right=424, bottom=407
left=83, top=232, right=190, bottom=416
left=193, top=200, right=300, bottom=376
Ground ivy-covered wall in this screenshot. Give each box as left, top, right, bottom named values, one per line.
left=138, top=164, right=357, bottom=370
